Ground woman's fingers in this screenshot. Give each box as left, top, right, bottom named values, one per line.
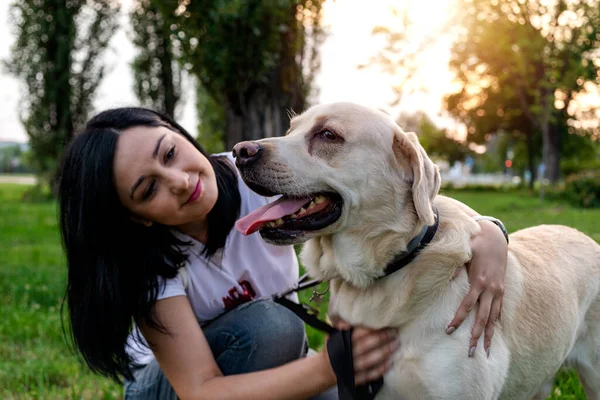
left=483, top=297, right=502, bottom=357
left=447, top=284, right=481, bottom=334
left=469, top=291, right=493, bottom=356
left=352, top=327, right=397, bottom=358
left=446, top=287, right=502, bottom=358
left=355, top=359, right=393, bottom=386
left=351, top=327, right=399, bottom=384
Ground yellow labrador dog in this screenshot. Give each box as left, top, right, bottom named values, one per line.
left=233, top=102, right=600, bottom=399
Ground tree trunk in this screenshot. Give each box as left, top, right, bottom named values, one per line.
left=157, top=9, right=177, bottom=117
left=541, top=123, right=560, bottom=184
left=223, top=74, right=299, bottom=151
left=47, top=0, right=75, bottom=190
left=526, top=132, right=536, bottom=189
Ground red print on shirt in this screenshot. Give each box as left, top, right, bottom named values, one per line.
left=222, top=280, right=256, bottom=310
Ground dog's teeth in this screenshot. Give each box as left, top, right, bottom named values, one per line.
left=274, top=218, right=284, bottom=226
left=315, top=196, right=325, bottom=204
left=298, top=207, right=306, bottom=214
left=267, top=221, right=275, bottom=227
left=290, top=213, right=298, bottom=218
left=308, top=201, right=316, bottom=209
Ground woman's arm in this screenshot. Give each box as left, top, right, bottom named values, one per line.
left=142, top=296, right=397, bottom=400
left=441, top=196, right=508, bottom=358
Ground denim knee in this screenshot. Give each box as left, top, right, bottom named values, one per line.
left=203, top=298, right=307, bottom=374
left=124, top=359, right=177, bottom=400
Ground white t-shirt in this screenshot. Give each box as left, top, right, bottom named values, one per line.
left=126, top=153, right=299, bottom=366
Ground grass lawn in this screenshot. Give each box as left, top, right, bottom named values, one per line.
left=1, top=183, right=597, bottom=399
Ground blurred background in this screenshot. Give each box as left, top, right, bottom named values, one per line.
left=0, top=0, right=598, bottom=398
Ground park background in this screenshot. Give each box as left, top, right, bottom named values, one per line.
left=0, top=0, right=599, bottom=398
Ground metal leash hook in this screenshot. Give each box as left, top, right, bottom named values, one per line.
left=309, top=282, right=329, bottom=307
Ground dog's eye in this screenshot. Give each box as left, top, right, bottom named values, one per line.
left=319, top=130, right=338, bottom=141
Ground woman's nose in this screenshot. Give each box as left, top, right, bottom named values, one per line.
left=166, top=169, right=189, bottom=194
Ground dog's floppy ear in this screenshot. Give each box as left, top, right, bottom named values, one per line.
left=392, top=127, right=441, bottom=225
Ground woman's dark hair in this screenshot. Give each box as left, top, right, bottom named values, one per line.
left=58, top=108, right=240, bottom=382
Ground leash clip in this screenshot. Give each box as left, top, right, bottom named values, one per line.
left=309, top=282, right=330, bottom=306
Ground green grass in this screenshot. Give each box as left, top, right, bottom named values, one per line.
left=0, top=185, right=122, bottom=399
left=1, top=184, right=597, bottom=399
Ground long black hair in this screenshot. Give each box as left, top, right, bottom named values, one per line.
left=57, top=108, right=240, bottom=382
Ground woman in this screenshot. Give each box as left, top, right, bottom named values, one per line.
left=58, top=107, right=507, bottom=400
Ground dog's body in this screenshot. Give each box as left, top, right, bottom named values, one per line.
left=233, top=102, right=600, bottom=399
left=317, top=200, right=600, bottom=399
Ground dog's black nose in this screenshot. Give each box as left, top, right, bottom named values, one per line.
left=232, top=141, right=263, bottom=168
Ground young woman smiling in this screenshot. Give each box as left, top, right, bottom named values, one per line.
left=57, top=107, right=507, bottom=400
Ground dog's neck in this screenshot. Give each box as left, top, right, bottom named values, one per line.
left=301, top=206, right=428, bottom=288
left=381, top=208, right=439, bottom=278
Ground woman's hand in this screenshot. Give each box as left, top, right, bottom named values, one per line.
left=351, top=326, right=399, bottom=384
left=446, top=220, right=508, bottom=358
left=331, top=319, right=399, bottom=385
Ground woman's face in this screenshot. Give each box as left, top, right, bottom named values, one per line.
left=113, top=125, right=218, bottom=229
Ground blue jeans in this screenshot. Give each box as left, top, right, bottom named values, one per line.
left=124, top=298, right=338, bottom=399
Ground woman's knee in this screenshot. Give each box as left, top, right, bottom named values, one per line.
left=245, top=299, right=306, bottom=350
left=204, top=299, right=306, bottom=373
left=124, top=360, right=177, bottom=400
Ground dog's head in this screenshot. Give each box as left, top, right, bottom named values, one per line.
left=234, top=102, right=441, bottom=250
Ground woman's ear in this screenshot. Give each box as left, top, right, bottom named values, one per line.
left=130, top=215, right=153, bottom=227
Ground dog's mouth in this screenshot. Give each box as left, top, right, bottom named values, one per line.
left=235, top=192, right=343, bottom=243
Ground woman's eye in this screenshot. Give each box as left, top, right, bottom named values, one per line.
left=165, top=146, right=176, bottom=162
left=320, top=130, right=338, bottom=141
left=143, top=180, right=156, bottom=200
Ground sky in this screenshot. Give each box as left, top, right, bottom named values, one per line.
left=0, top=0, right=456, bottom=143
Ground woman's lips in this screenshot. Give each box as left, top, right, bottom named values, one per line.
left=187, top=179, right=202, bottom=204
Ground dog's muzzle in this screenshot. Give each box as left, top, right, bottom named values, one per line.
left=232, top=141, right=263, bottom=168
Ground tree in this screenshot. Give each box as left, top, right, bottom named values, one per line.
left=195, top=86, right=226, bottom=154
left=130, top=0, right=181, bottom=117
left=156, top=0, right=325, bottom=151
left=447, top=72, right=542, bottom=187
left=447, top=0, right=600, bottom=184
left=6, top=0, right=119, bottom=187
left=397, top=111, right=472, bottom=165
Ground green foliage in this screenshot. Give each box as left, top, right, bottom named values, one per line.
left=561, top=170, right=600, bottom=208
left=6, top=0, right=119, bottom=187
left=156, top=0, right=321, bottom=104
left=196, top=86, right=226, bottom=154
left=398, top=111, right=472, bottom=164
left=131, top=0, right=181, bottom=117
left=560, top=133, right=600, bottom=176
left=0, top=144, right=32, bottom=173
left=446, top=0, right=600, bottom=184
left=154, top=0, right=325, bottom=149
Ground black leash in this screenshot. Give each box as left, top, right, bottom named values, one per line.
left=273, top=274, right=337, bottom=335
left=272, top=275, right=384, bottom=400
left=272, top=209, right=440, bottom=400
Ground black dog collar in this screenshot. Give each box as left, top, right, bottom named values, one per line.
left=378, top=207, right=440, bottom=280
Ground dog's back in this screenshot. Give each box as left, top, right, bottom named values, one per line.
left=499, top=225, right=600, bottom=399
left=374, top=223, right=600, bottom=400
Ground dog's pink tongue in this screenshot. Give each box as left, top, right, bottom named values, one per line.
left=235, top=196, right=310, bottom=235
